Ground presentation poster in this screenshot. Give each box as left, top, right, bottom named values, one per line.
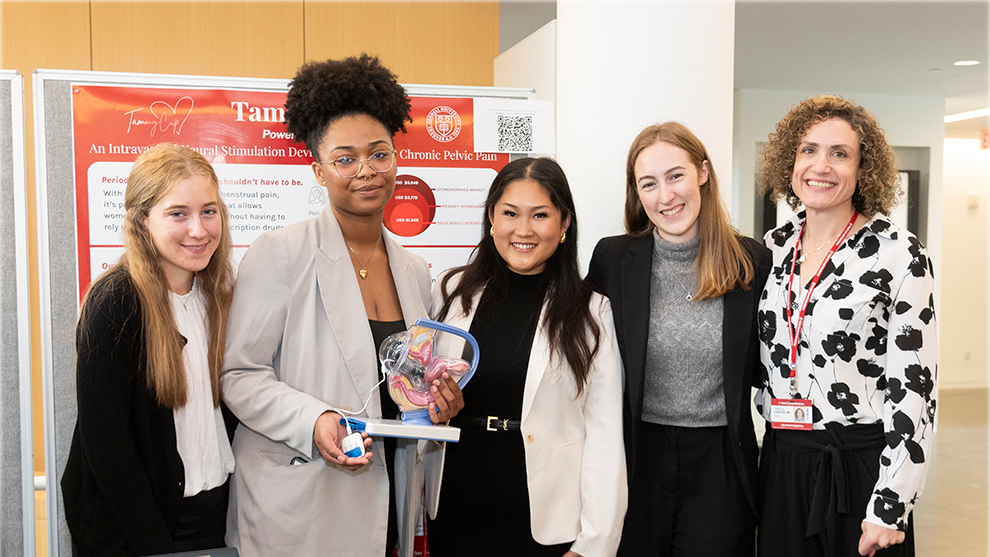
left=71, top=85, right=510, bottom=299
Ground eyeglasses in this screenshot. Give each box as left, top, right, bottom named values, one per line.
left=318, top=149, right=396, bottom=179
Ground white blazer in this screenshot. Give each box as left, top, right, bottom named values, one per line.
left=222, top=205, right=433, bottom=557
left=427, top=272, right=628, bottom=557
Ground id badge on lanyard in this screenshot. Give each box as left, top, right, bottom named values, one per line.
left=772, top=212, right=858, bottom=431
left=769, top=398, right=812, bottom=430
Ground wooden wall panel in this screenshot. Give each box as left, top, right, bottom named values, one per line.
left=1, top=0, right=92, bottom=477
left=304, top=1, right=499, bottom=86
left=90, top=1, right=305, bottom=79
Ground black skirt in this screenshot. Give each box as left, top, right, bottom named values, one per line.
left=758, top=423, right=915, bottom=557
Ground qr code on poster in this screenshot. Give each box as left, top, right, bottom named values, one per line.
left=498, top=115, right=533, bottom=152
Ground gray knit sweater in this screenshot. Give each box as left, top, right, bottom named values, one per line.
left=641, top=231, right=727, bottom=427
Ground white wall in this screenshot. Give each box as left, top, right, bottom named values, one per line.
left=940, top=138, right=989, bottom=389
left=555, top=1, right=736, bottom=273
left=494, top=20, right=556, bottom=103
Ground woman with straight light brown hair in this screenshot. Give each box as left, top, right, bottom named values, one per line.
left=587, top=122, right=771, bottom=557
left=62, top=143, right=237, bottom=556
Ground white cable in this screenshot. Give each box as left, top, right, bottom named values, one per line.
left=331, top=373, right=387, bottom=419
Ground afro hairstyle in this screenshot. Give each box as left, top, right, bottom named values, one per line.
left=284, top=54, right=412, bottom=157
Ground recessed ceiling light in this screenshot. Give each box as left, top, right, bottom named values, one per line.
left=953, top=60, right=980, bottom=66
left=944, top=108, right=990, bottom=123
left=929, top=68, right=943, bottom=73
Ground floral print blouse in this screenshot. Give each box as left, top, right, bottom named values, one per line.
left=756, top=211, right=937, bottom=531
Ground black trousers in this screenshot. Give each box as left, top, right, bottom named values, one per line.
left=172, top=478, right=230, bottom=549
left=618, top=423, right=756, bottom=557
left=758, top=423, right=916, bottom=557
left=73, top=479, right=231, bottom=557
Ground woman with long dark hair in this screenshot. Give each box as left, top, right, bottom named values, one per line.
left=587, top=122, right=771, bottom=557
left=428, top=157, right=626, bottom=557
left=62, top=143, right=236, bottom=556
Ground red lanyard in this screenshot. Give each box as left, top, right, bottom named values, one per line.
left=785, top=212, right=858, bottom=380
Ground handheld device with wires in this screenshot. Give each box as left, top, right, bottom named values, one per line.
left=329, top=374, right=387, bottom=458
left=338, top=409, right=365, bottom=458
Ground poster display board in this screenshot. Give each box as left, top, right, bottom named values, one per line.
left=0, top=69, right=34, bottom=557
left=71, top=85, right=526, bottom=298
left=36, top=69, right=535, bottom=556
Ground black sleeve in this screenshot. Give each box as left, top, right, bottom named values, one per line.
left=73, top=277, right=177, bottom=553
left=585, top=237, right=614, bottom=297
left=742, top=236, right=773, bottom=389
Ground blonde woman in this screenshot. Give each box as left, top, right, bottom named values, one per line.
left=62, top=143, right=236, bottom=556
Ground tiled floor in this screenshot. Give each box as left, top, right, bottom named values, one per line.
left=914, top=387, right=989, bottom=556
left=31, top=388, right=989, bottom=556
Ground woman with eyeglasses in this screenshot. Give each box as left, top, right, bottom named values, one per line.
left=221, top=55, right=463, bottom=557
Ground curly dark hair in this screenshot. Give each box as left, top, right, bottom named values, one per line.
left=284, top=54, right=412, bottom=157
left=759, top=95, right=901, bottom=217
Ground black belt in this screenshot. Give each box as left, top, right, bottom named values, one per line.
left=453, top=415, right=521, bottom=431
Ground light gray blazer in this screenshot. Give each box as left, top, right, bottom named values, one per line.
left=222, top=205, right=433, bottom=557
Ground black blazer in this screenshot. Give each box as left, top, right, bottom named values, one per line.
left=60, top=268, right=237, bottom=556
left=586, top=233, right=771, bottom=516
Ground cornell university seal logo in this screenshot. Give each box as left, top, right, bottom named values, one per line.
left=426, top=106, right=461, bottom=143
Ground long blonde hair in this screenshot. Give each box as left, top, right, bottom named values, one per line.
left=624, top=122, right=755, bottom=300
left=84, top=143, right=233, bottom=408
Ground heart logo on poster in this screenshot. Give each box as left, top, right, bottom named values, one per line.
left=149, top=96, right=194, bottom=137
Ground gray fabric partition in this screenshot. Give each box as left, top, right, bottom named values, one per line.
left=36, top=76, right=78, bottom=557
left=0, top=69, right=35, bottom=557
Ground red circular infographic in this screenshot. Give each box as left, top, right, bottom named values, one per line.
left=384, top=174, right=437, bottom=237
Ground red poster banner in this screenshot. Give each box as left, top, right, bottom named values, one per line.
left=71, top=86, right=509, bottom=299
left=389, top=97, right=509, bottom=255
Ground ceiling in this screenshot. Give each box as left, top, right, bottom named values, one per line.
left=734, top=0, right=990, bottom=139
left=500, top=1, right=989, bottom=139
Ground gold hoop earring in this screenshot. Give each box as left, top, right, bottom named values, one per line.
left=490, top=226, right=494, bottom=237
left=559, top=232, right=566, bottom=244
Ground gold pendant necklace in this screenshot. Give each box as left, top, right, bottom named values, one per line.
left=345, top=235, right=382, bottom=280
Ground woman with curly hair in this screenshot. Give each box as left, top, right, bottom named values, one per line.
left=61, top=143, right=237, bottom=555
left=755, top=95, right=937, bottom=557
left=586, top=122, right=771, bottom=557
left=221, top=55, right=463, bottom=557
